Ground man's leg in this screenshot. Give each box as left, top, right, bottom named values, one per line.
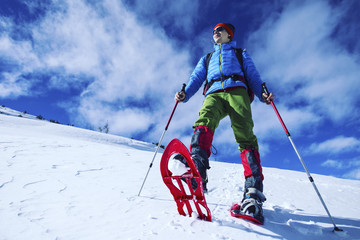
left=191, top=92, right=226, bottom=191
left=226, top=88, right=266, bottom=217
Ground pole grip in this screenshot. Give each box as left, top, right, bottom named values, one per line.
left=165, top=83, right=186, bottom=130
left=180, top=83, right=186, bottom=93
left=262, top=82, right=290, bottom=136
left=261, top=82, right=270, bottom=96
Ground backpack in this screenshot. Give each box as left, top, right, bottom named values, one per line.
left=203, top=48, right=254, bottom=102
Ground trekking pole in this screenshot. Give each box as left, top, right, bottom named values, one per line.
left=138, top=83, right=186, bottom=196
left=261, top=83, right=342, bottom=232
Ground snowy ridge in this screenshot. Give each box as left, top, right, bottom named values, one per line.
left=0, top=111, right=359, bottom=240
left=0, top=106, right=156, bottom=152
left=0, top=105, right=38, bottom=120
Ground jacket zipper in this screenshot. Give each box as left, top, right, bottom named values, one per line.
left=220, top=44, right=225, bottom=89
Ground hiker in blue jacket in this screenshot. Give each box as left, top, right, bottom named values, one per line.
left=175, top=23, right=274, bottom=222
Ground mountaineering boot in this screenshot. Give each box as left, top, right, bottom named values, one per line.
left=169, top=153, right=208, bottom=193
left=241, top=147, right=264, bottom=192
left=191, top=156, right=208, bottom=193
left=240, top=188, right=266, bottom=220
left=230, top=187, right=266, bottom=224
left=173, top=153, right=188, bottom=166
left=190, top=125, right=213, bottom=193
left=238, top=147, right=266, bottom=223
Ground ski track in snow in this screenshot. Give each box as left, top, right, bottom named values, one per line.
left=0, top=111, right=360, bottom=239
left=0, top=177, right=14, bottom=189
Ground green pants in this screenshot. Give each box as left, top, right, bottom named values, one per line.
left=194, top=88, right=258, bottom=152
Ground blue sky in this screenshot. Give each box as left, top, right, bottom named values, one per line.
left=1, top=0, right=360, bottom=180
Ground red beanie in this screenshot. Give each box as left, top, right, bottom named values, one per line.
left=214, top=23, right=235, bottom=39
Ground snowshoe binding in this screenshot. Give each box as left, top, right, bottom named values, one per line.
left=230, top=188, right=266, bottom=225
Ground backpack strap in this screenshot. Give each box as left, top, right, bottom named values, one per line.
left=234, top=48, right=254, bottom=102
left=205, top=51, right=214, bottom=71
left=234, top=48, right=245, bottom=77
left=203, top=51, right=214, bottom=95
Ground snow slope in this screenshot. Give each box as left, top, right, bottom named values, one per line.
left=0, top=109, right=359, bottom=240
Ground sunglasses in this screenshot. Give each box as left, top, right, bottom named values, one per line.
left=213, top=26, right=225, bottom=34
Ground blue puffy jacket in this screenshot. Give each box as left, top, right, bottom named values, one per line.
left=184, top=41, right=264, bottom=103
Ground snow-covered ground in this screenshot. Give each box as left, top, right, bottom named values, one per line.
left=1, top=107, right=359, bottom=240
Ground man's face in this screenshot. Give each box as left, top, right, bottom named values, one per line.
left=213, top=26, right=231, bottom=44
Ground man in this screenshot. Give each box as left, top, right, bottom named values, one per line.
left=174, top=23, right=274, bottom=221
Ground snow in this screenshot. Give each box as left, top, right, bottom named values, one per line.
left=167, top=154, right=189, bottom=176
left=1, top=107, right=360, bottom=240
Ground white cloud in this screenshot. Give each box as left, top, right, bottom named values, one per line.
left=0, top=72, right=31, bottom=98
left=343, top=168, right=360, bottom=180
left=252, top=101, right=321, bottom=140
left=322, top=156, right=360, bottom=180
left=0, top=22, right=41, bottom=98
left=77, top=100, right=153, bottom=136
left=1, top=0, right=194, bottom=139
left=122, top=0, right=200, bottom=36
left=309, top=136, right=360, bottom=155
left=0, top=35, right=38, bottom=69
left=247, top=0, right=360, bottom=126
left=343, top=158, right=360, bottom=180
left=321, top=159, right=344, bottom=169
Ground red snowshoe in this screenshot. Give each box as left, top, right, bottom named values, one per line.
left=160, top=138, right=211, bottom=221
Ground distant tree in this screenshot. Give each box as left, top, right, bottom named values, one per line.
left=155, top=142, right=165, bottom=149
left=36, top=115, right=44, bottom=120
left=98, top=122, right=109, bottom=133
left=103, top=122, right=109, bottom=133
